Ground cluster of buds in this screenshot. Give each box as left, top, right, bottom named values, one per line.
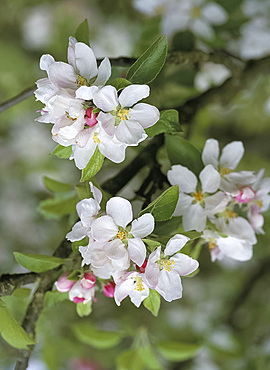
left=35, top=37, right=160, bottom=169
left=168, top=139, right=270, bottom=262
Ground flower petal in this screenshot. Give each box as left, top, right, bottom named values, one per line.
left=66, top=221, right=87, bottom=241
left=76, top=198, right=100, bottom=227
left=40, top=54, right=55, bottom=72
left=104, top=239, right=128, bottom=261
left=128, top=238, right=146, bottom=266
left=199, top=164, right=220, bottom=193
left=164, top=234, right=190, bottom=255
left=106, top=197, right=133, bottom=228
left=173, top=193, right=193, bottom=216
left=75, top=42, right=98, bottom=80
left=168, top=165, right=197, bottom=193
left=183, top=203, right=206, bottom=232
left=191, top=18, right=214, bottom=40
left=89, top=182, right=102, bottom=205
left=97, top=112, right=116, bottom=136
left=48, top=62, right=76, bottom=89
left=115, top=119, right=146, bottom=145
left=202, top=138, right=219, bottom=168
left=217, top=237, right=253, bottom=261
left=202, top=3, right=228, bottom=25
left=119, top=85, right=150, bottom=107
left=173, top=254, right=199, bottom=276
left=131, top=213, right=155, bottom=238
left=75, top=85, right=99, bottom=100
left=91, top=215, right=118, bottom=242
left=129, top=103, right=160, bottom=128
left=99, top=134, right=127, bottom=163
left=93, top=85, right=118, bottom=112
left=94, top=57, right=111, bottom=86
left=220, top=141, right=244, bottom=170
left=156, top=270, right=182, bottom=302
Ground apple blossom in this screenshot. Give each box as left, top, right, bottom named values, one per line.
left=145, top=235, right=199, bottom=302
left=69, top=279, right=95, bottom=304
left=93, top=85, right=160, bottom=145
left=167, top=164, right=227, bottom=231
left=103, top=282, right=116, bottom=298
left=55, top=273, right=76, bottom=293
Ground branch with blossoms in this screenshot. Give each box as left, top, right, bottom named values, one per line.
left=1, top=17, right=270, bottom=370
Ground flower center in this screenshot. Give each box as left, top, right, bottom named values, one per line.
left=134, top=277, right=145, bottom=292
left=92, top=132, right=101, bottom=144
left=220, top=166, right=232, bottom=176
left=116, top=230, right=128, bottom=241
left=191, top=6, right=201, bottom=18
left=76, top=74, right=87, bottom=87
left=193, top=190, right=204, bottom=203
left=257, top=200, right=263, bottom=208
left=65, top=111, right=76, bottom=121
left=117, top=108, right=130, bottom=121
left=158, top=259, right=175, bottom=272
left=208, top=239, right=217, bottom=251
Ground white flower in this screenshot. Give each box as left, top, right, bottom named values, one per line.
left=66, top=182, right=102, bottom=242
left=215, top=216, right=257, bottom=246
left=194, top=62, right=231, bottom=92
left=202, top=139, right=256, bottom=193
left=167, top=164, right=226, bottom=231
left=145, top=235, right=199, bottom=302
left=93, top=85, right=160, bottom=145
left=114, top=271, right=150, bottom=307
left=91, top=197, right=155, bottom=267
left=202, top=230, right=253, bottom=262
left=71, top=124, right=127, bottom=170
left=69, top=280, right=95, bottom=304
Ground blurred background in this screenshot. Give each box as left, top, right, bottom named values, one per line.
left=1, top=0, right=270, bottom=369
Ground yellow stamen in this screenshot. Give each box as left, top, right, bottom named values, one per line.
left=220, top=166, right=232, bottom=176
left=65, top=111, right=76, bottom=121
left=76, top=74, right=87, bottom=87
left=134, top=277, right=145, bottom=292
left=257, top=200, right=263, bottom=208
left=116, top=230, right=128, bottom=241
left=159, top=259, right=175, bottom=272
left=193, top=190, right=204, bottom=203
left=191, top=6, right=201, bottom=18
left=93, top=132, right=101, bottom=144
left=117, top=108, right=130, bottom=121
left=228, top=210, right=237, bottom=219
left=208, top=239, right=217, bottom=251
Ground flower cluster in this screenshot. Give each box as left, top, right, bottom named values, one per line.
left=168, top=139, right=270, bottom=263
left=60, top=182, right=199, bottom=308
left=35, top=37, right=160, bottom=169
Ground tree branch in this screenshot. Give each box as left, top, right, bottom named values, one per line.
left=0, top=272, right=38, bottom=297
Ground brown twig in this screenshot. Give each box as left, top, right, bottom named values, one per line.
left=0, top=272, right=38, bottom=297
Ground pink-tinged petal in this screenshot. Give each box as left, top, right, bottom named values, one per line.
left=97, top=112, right=116, bottom=136
left=103, top=282, right=115, bottom=298
left=183, top=203, right=206, bottom=232
left=75, top=129, right=93, bottom=148
left=199, top=164, right=220, bottom=193
left=91, top=215, right=118, bottom=242
left=106, top=197, right=133, bottom=228
left=191, top=18, right=214, bottom=40
left=167, top=165, right=197, bottom=193
left=104, top=240, right=128, bottom=261
left=173, top=254, right=199, bottom=276
left=93, top=86, right=118, bottom=112
left=119, top=85, right=150, bottom=108
left=202, top=3, right=228, bottom=25
left=89, top=182, right=102, bottom=205
left=81, top=272, right=96, bottom=289
left=220, top=141, right=244, bottom=170
left=248, top=204, right=264, bottom=231
left=48, top=62, right=77, bottom=89
left=115, top=119, right=146, bottom=145
left=128, top=238, right=146, bottom=266
left=144, top=247, right=161, bottom=288
left=66, top=221, right=88, bottom=242
left=94, top=57, right=111, bottom=86
left=173, top=192, right=193, bottom=216
left=129, top=103, right=160, bottom=128
left=55, top=273, right=75, bottom=292
left=67, top=36, right=77, bottom=69
left=75, top=42, right=98, bottom=80
left=156, top=270, right=182, bottom=302
left=217, top=237, right=253, bottom=261
left=76, top=86, right=99, bottom=100
left=202, top=138, right=219, bottom=167
left=40, top=54, right=55, bottom=72
left=131, top=213, right=155, bottom=238
left=164, top=234, right=190, bottom=255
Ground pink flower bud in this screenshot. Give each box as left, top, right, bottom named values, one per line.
left=85, top=108, right=98, bottom=127
left=81, top=272, right=96, bottom=290
left=103, top=282, right=115, bottom=298
left=55, top=273, right=75, bottom=293
left=73, top=297, right=85, bottom=304
left=138, top=259, right=148, bottom=273
left=233, top=186, right=255, bottom=203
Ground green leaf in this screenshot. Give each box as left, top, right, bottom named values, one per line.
left=172, top=31, right=195, bottom=52
left=165, top=134, right=203, bottom=175
left=73, top=322, right=121, bottom=349
left=157, top=341, right=200, bottom=362
left=142, top=239, right=161, bottom=252
left=52, top=145, right=72, bottom=159
left=146, top=110, right=182, bottom=137
left=75, top=19, right=90, bottom=45
left=138, top=346, right=162, bottom=369
left=117, top=349, right=144, bottom=370
left=154, top=217, right=181, bottom=236
left=44, top=291, right=69, bottom=309
left=110, top=78, right=132, bottom=91
left=13, top=252, right=66, bottom=273
left=76, top=301, right=92, bottom=317
left=38, top=192, right=78, bottom=219
left=143, top=289, right=160, bottom=317
left=80, top=147, right=104, bottom=182
left=140, top=186, right=179, bottom=222
left=126, top=35, right=168, bottom=84
left=12, top=288, right=31, bottom=299
left=0, top=299, right=36, bottom=349
left=43, top=176, right=73, bottom=193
